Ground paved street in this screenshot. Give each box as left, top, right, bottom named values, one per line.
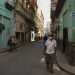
left=0, top=41, right=70, bottom=75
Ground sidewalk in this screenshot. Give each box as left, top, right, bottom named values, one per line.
left=0, top=40, right=39, bottom=53
left=56, top=50, right=75, bottom=75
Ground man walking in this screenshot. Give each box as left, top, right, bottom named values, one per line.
left=44, top=33, right=57, bottom=73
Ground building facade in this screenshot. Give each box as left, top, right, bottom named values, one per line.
left=51, top=0, right=58, bottom=33
left=0, top=0, right=14, bottom=49
left=34, top=7, right=44, bottom=40
left=14, top=0, right=37, bottom=43
left=0, top=0, right=38, bottom=49
left=46, top=22, right=51, bottom=34
left=53, top=0, right=75, bottom=65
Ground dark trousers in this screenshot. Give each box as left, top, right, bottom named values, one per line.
left=12, top=43, right=17, bottom=51
left=8, top=45, right=13, bottom=52
left=45, top=53, right=54, bottom=71
left=8, top=44, right=17, bottom=52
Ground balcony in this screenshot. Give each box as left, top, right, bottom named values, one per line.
left=15, top=4, right=35, bottom=23
left=5, top=0, right=14, bottom=11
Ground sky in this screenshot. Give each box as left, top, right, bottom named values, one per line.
left=37, top=0, right=51, bottom=28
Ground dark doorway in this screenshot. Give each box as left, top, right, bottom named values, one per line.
left=21, top=32, right=24, bottom=43
left=63, top=28, right=68, bottom=53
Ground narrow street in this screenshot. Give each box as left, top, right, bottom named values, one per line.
left=0, top=41, right=70, bottom=75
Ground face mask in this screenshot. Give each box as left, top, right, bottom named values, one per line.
left=49, top=37, right=52, bottom=40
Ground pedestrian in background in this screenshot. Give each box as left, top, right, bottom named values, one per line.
left=43, top=34, right=48, bottom=45
left=44, top=33, right=57, bottom=73
left=12, top=36, right=17, bottom=51
left=7, top=36, right=13, bottom=52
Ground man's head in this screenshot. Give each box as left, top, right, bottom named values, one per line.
left=48, top=34, right=53, bottom=40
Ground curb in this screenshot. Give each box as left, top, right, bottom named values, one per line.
left=56, top=52, right=75, bottom=75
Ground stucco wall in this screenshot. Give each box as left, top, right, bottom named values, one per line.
left=58, top=0, right=73, bottom=42
left=0, top=0, right=13, bottom=48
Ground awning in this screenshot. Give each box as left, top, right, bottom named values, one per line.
left=0, top=23, right=5, bottom=30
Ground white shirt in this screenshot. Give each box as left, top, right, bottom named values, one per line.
left=45, top=39, right=57, bottom=54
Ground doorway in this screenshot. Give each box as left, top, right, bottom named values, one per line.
left=63, top=28, right=68, bottom=53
